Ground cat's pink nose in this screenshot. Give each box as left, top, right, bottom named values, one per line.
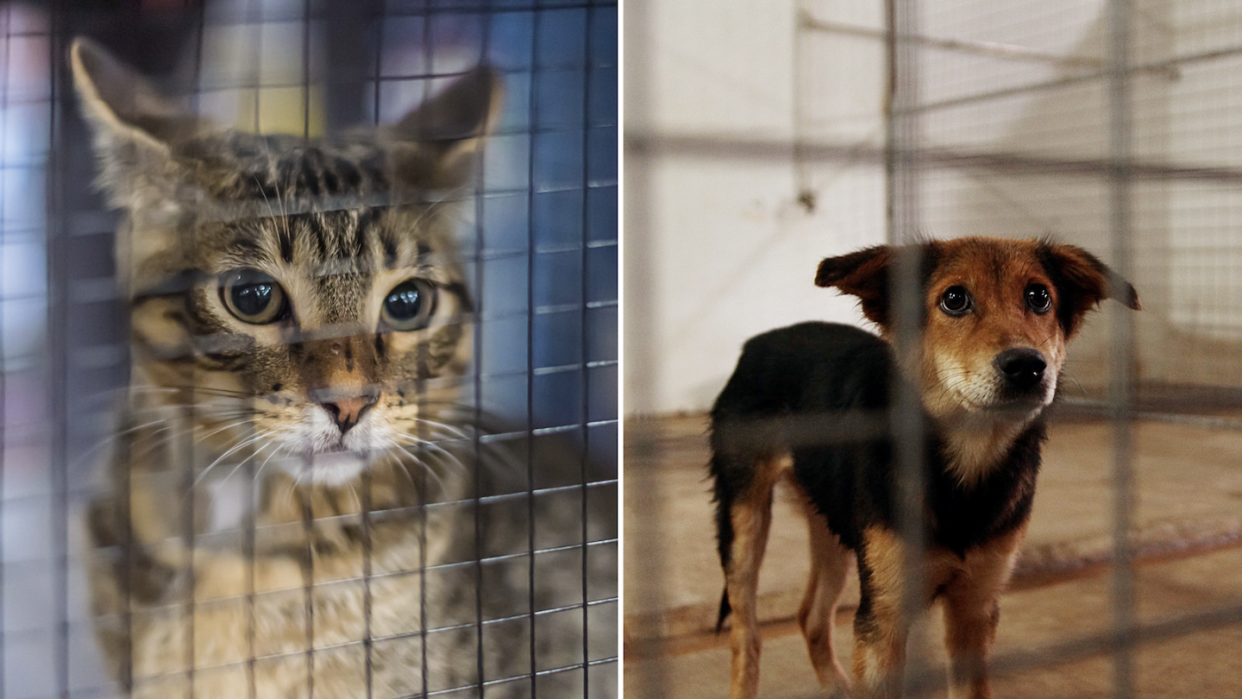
left=321, top=395, right=377, bottom=433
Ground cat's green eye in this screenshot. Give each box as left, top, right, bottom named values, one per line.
left=382, top=279, right=436, bottom=331
left=221, top=269, right=287, bottom=325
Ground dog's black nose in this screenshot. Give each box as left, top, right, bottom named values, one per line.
left=995, top=348, right=1046, bottom=392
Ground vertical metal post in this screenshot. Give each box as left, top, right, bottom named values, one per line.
left=322, top=0, right=381, bottom=132
left=886, top=0, right=921, bottom=247
left=885, top=1, right=928, bottom=694
left=792, top=0, right=812, bottom=210
left=1107, top=1, right=1136, bottom=698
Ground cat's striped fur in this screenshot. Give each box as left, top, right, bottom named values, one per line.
left=73, top=37, right=614, bottom=698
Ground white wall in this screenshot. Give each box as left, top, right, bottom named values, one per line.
left=625, top=0, right=887, bottom=415
left=627, top=0, right=1242, bottom=416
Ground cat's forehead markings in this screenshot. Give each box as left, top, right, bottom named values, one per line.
left=309, top=257, right=373, bottom=280
left=194, top=192, right=428, bottom=224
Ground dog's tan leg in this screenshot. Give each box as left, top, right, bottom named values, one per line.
left=851, top=526, right=911, bottom=699
left=941, top=525, right=1026, bottom=699
left=852, top=601, right=905, bottom=699
left=724, top=455, right=785, bottom=699
left=797, top=500, right=852, bottom=696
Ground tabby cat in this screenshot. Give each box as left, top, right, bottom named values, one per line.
left=72, top=37, right=615, bottom=698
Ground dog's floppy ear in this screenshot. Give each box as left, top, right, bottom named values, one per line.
left=1039, top=242, right=1141, bottom=338
left=815, top=245, right=894, bottom=325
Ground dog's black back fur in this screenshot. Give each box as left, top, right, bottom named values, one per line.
left=709, top=321, right=1043, bottom=626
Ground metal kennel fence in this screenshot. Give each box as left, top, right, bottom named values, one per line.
left=626, top=0, right=1242, bottom=696
left=0, top=0, right=617, bottom=697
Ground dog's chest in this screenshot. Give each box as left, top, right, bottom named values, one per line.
left=792, top=425, right=1042, bottom=554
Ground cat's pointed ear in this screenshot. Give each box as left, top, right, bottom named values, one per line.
left=70, top=37, right=207, bottom=211
left=387, top=66, right=504, bottom=189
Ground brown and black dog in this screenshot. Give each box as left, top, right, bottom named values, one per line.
left=709, top=237, right=1140, bottom=699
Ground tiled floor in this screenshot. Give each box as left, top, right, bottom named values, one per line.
left=625, top=414, right=1242, bottom=697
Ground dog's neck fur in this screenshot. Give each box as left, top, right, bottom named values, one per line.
left=932, top=409, right=1041, bottom=486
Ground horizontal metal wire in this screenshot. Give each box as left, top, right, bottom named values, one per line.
left=800, top=11, right=1109, bottom=70
left=627, top=131, right=1242, bottom=184
left=58, top=1, right=617, bottom=29
left=89, top=599, right=622, bottom=684
left=908, top=40, right=1242, bottom=115
left=77, top=539, right=621, bottom=614
left=420, top=658, right=619, bottom=699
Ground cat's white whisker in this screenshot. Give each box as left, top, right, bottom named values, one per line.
left=382, top=445, right=453, bottom=494
left=69, top=419, right=176, bottom=470
left=195, top=417, right=258, bottom=443
left=193, top=433, right=271, bottom=490
left=344, top=482, right=361, bottom=513
left=390, top=415, right=471, bottom=440
left=392, top=433, right=469, bottom=472
left=254, top=441, right=288, bottom=484
left=217, top=436, right=275, bottom=490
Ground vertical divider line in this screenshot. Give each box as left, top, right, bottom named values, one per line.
left=1107, top=1, right=1136, bottom=698
left=525, top=2, right=542, bottom=695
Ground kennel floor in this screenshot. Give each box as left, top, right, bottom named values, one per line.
left=623, top=413, right=1242, bottom=697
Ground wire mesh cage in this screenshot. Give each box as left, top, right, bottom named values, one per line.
left=626, top=0, right=1242, bottom=697
left=1, top=1, right=617, bottom=697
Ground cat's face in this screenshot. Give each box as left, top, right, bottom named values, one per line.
left=70, top=39, right=500, bottom=485
left=140, top=206, right=473, bottom=486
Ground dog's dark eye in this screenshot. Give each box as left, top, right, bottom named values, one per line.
left=221, top=269, right=287, bottom=324
left=939, top=286, right=972, bottom=316
left=1025, top=284, right=1052, bottom=314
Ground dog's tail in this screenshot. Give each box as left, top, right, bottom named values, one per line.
left=715, top=587, right=732, bottom=633
left=709, top=446, right=739, bottom=635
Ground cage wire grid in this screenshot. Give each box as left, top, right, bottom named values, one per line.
left=873, top=0, right=1242, bottom=691
left=894, top=0, right=1242, bottom=690
left=625, top=0, right=1242, bottom=696
left=0, top=0, right=619, bottom=697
